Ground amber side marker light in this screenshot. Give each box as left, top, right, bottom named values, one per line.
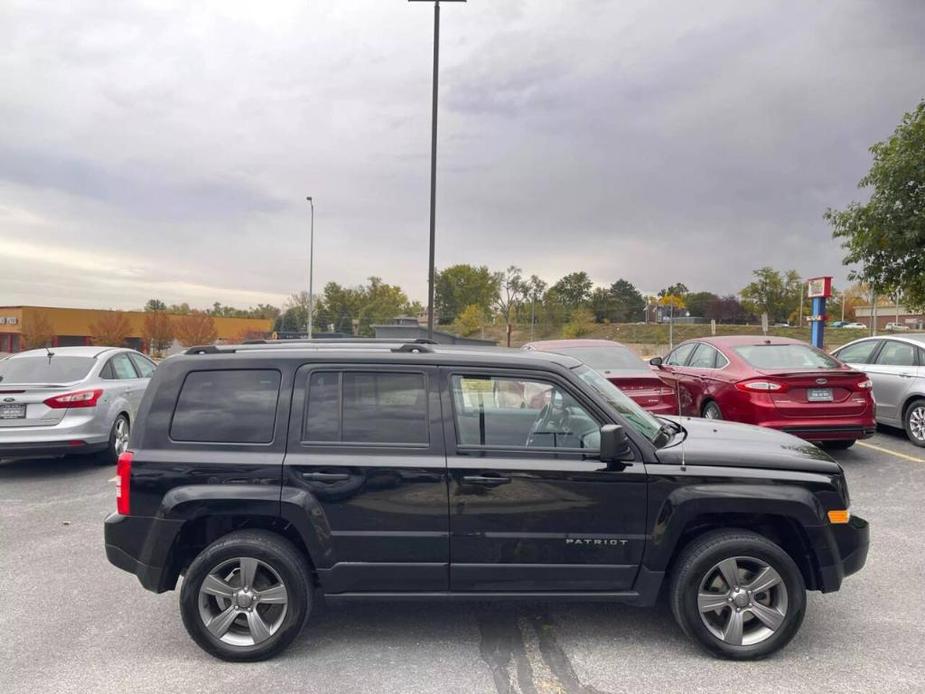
left=828, top=509, right=851, bottom=524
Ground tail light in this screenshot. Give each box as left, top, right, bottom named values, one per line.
left=116, top=451, right=133, bottom=515
left=44, top=389, right=103, bottom=409
left=735, top=380, right=788, bottom=393
left=856, top=379, right=873, bottom=390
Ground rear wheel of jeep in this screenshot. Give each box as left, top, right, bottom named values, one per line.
left=180, top=530, right=312, bottom=662
left=669, top=529, right=806, bottom=660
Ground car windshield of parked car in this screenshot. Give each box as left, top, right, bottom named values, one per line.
left=575, top=365, right=663, bottom=443
left=554, top=346, right=645, bottom=370
left=0, top=356, right=96, bottom=384
left=733, top=344, right=841, bottom=370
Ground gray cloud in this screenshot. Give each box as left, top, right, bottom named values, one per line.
left=1, top=0, right=924, bottom=309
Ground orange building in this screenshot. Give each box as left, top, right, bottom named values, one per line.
left=0, top=306, right=272, bottom=354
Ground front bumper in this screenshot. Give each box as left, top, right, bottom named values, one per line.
left=808, top=514, right=870, bottom=592
left=104, top=512, right=186, bottom=593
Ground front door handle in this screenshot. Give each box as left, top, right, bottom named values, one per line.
left=302, top=471, right=350, bottom=482
left=462, top=475, right=511, bottom=487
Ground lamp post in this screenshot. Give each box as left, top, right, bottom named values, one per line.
left=410, top=0, right=466, bottom=339
left=306, top=196, right=314, bottom=339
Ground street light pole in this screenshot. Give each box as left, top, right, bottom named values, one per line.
left=306, top=196, right=314, bottom=339
left=411, top=0, right=465, bottom=340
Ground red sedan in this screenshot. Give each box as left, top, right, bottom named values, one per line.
left=522, top=338, right=678, bottom=415
left=650, top=336, right=876, bottom=448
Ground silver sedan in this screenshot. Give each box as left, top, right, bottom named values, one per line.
left=0, top=346, right=155, bottom=464
left=833, top=333, right=925, bottom=447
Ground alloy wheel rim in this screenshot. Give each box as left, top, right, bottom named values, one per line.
left=114, top=418, right=130, bottom=455
left=704, top=404, right=721, bottom=420
left=197, top=557, right=289, bottom=646
left=697, top=555, right=788, bottom=646
left=910, top=406, right=925, bottom=442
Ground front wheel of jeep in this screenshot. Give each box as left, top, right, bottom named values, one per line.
left=669, top=529, right=806, bottom=660
left=179, top=530, right=312, bottom=662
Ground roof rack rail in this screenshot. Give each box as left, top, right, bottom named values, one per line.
left=184, top=339, right=438, bottom=355
left=184, top=344, right=223, bottom=355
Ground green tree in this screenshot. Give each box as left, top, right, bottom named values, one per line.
left=562, top=307, right=596, bottom=338
left=275, top=291, right=311, bottom=334
left=609, top=279, right=645, bottom=322
left=494, top=266, right=526, bottom=347
left=549, top=272, right=593, bottom=313
left=452, top=304, right=485, bottom=337
left=740, top=267, right=802, bottom=323
left=685, top=291, right=719, bottom=318
left=434, top=264, right=500, bottom=325
left=659, top=283, right=689, bottom=299
left=589, top=287, right=615, bottom=323
left=826, top=100, right=925, bottom=310
left=144, top=299, right=167, bottom=312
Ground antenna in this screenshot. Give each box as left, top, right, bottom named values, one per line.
left=44, top=346, right=55, bottom=361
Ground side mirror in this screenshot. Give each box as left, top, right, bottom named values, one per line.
left=649, top=356, right=664, bottom=367
left=599, top=424, right=632, bottom=463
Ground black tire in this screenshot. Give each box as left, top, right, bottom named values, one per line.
left=820, top=440, right=855, bottom=450
left=904, top=399, right=925, bottom=448
left=180, top=530, right=313, bottom=662
left=701, top=401, right=723, bottom=420
left=97, top=414, right=130, bottom=466
left=669, top=529, right=806, bottom=660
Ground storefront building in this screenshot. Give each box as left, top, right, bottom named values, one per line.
left=0, top=306, right=272, bottom=354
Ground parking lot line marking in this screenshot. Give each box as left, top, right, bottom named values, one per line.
left=857, top=441, right=925, bottom=463
left=108, top=476, right=118, bottom=483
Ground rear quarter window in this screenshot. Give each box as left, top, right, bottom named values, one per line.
left=170, top=369, right=281, bottom=444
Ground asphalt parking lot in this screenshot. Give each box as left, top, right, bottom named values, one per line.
left=3, top=428, right=925, bottom=694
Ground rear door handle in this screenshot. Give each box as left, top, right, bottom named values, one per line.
left=462, top=475, right=511, bottom=486
left=302, top=472, right=350, bottom=482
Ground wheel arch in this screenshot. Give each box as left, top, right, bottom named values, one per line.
left=663, top=514, right=819, bottom=591
left=643, top=485, right=826, bottom=591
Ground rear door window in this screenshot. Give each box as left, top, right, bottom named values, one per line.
left=874, top=340, right=917, bottom=367
left=688, top=344, right=721, bottom=369
left=171, top=369, right=281, bottom=443
left=304, top=371, right=428, bottom=445
left=835, top=340, right=880, bottom=364
left=128, top=353, right=156, bottom=378
left=109, top=353, right=139, bottom=379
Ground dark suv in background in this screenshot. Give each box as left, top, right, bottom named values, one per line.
left=105, top=340, right=868, bottom=661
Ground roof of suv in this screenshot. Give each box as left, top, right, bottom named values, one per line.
left=179, top=341, right=585, bottom=369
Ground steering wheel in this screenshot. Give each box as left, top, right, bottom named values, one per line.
left=525, top=397, right=569, bottom=447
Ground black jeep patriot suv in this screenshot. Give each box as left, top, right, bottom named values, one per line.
left=104, top=341, right=868, bottom=661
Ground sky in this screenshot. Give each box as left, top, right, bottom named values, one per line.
left=2, top=0, right=924, bottom=310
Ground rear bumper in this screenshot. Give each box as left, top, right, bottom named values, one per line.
left=104, top=512, right=186, bottom=593
left=777, top=425, right=876, bottom=442
left=0, top=439, right=107, bottom=459
left=808, top=515, right=870, bottom=592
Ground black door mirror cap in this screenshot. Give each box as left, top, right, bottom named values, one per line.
left=599, top=424, right=633, bottom=463
left=649, top=356, right=664, bottom=367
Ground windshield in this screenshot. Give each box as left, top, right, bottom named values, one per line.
left=733, top=344, right=840, bottom=370
left=0, top=356, right=96, bottom=384
left=554, top=346, right=645, bottom=370
left=576, top=365, right=663, bottom=443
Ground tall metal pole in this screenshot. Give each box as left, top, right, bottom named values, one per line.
left=425, top=1, right=440, bottom=340
left=411, top=0, right=464, bottom=338
left=306, top=196, right=314, bottom=338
